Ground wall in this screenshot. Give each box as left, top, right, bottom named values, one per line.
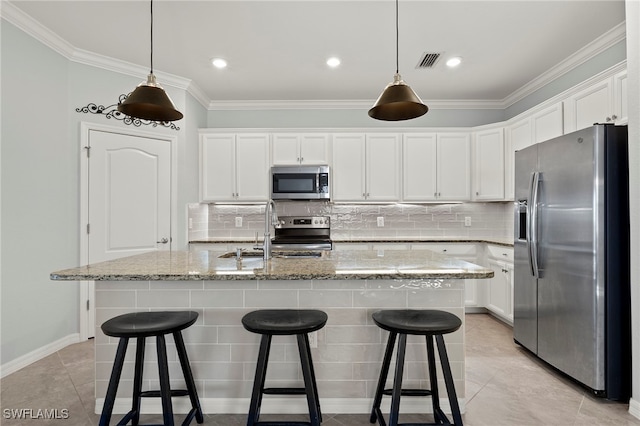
left=188, top=202, right=512, bottom=243
left=1, top=22, right=78, bottom=367
left=625, top=0, right=640, bottom=419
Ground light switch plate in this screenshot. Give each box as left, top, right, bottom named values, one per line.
left=464, top=217, right=472, bottom=227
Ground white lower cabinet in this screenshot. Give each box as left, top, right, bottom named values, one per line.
left=484, top=245, right=514, bottom=324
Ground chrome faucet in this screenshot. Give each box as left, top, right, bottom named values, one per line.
left=263, top=199, right=278, bottom=260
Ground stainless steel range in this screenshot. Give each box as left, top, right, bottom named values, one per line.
left=271, top=216, right=332, bottom=251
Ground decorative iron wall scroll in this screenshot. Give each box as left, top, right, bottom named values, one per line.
left=76, top=94, right=180, bottom=130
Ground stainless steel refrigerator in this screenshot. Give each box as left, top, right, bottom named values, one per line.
left=513, top=124, right=630, bottom=400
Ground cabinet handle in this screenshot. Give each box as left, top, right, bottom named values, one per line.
left=157, top=237, right=169, bottom=244
left=611, top=114, right=617, bottom=120
left=606, top=116, right=612, bottom=122
left=300, top=157, right=304, bottom=162
left=438, top=193, right=441, bottom=197
left=366, top=193, right=370, bottom=197
left=297, top=157, right=300, bottom=162
left=434, top=192, right=437, bottom=197
left=476, top=191, right=479, bottom=196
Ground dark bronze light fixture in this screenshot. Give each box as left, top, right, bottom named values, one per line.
left=368, top=0, right=428, bottom=121
left=118, top=0, right=183, bottom=122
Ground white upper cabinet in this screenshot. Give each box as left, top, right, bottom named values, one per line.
left=436, top=133, right=471, bottom=201
left=200, top=133, right=270, bottom=202
left=563, top=69, right=627, bottom=132
left=504, top=102, right=563, bottom=200
left=272, top=133, right=330, bottom=165
left=472, top=128, right=505, bottom=201
left=332, top=133, right=401, bottom=202
left=532, top=102, right=564, bottom=143
left=403, top=133, right=437, bottom=201
left=403, top=133, right=470, bottom=202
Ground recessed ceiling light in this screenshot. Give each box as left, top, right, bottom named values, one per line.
left=212, top=58, right=228, bottom=69
left=326, top=57, right=341, bottom=68
left=446, top=57, right=462, bottom=68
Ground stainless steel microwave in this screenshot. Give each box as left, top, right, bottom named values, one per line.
left=271, top=165, right=330, bottom=200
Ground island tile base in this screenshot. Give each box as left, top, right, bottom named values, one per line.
left=95, top=278, right=466, bottom=415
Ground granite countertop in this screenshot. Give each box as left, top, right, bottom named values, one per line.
left=50, top=249, right=494, bottom=281
left=189, top=238, right=514, bottom=247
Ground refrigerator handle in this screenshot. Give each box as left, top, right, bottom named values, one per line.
left=529, top=171, right=541, bottom=279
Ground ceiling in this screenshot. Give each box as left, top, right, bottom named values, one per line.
left=7, top=1, right=626, bottom=108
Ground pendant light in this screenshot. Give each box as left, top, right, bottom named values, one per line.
left=368, top=0, right=428, bottom=121
left=118, top=0, right=183, bottom=122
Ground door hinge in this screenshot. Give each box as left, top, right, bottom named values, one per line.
left=84, top=146, right=91, bottom=158
left=86, top=223, right=90, bottom=234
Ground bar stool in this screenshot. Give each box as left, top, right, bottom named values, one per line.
left=242, top=309, right=328, bottom=426
left=369, top=309, right=463, bottom=426
left=99, top=311, right=203, bottom=426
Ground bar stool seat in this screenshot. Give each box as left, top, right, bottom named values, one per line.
left=242, top=309, right=328, bottom=426
left=370, top=309, right=463, bottom=426
left=99, top=311, right=203, bottom=426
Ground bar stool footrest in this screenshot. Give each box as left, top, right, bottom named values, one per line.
left=381, top=388, right=433, bottom=397
left=254, top=422, right=313, bottom=426
left=140, top=389, right=190, bottom=398
left=263, top=387, right=306, bottom=395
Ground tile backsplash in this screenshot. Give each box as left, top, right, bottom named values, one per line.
left=188, top=201, right=514, bottom=242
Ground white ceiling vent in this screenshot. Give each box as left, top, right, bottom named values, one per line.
left=416, top=52, right=442, bottom=69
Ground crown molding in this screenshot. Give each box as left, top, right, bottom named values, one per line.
left=501, top=21, right=626, bottom=108
left=206, top=98, right=506, bottom=111
left=2, top=1, right=627, bottom=112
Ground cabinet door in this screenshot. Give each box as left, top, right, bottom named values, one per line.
left=403, top=133, right=437, bottom=201
left=236, top=134, right=270, bottom=201
left=532, top=102, right=563, bottom=143
left=200, top=134, right=236, bottom=202
left=436, top=133, right=471, bottom=201
left=272, top=134, right=300, bottom=165
left=487, top=259, right=510, bottom=319
left=300, top=134, right=330, bottom=164
left=366, top=134, right=401, bottom=201
left=613, top=70, right=628, bottom=124
left=563, top=79, right=612, bottom=132
left=506, top=118, right=532, bottom=201
left=332, top=134, right=366, bottom=201
left=473, top=128, right=504, bottom=201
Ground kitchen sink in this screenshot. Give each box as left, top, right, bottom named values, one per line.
left=274, top=252, right=323, bottom=259
left=219, top=250, right=323, bottom=259
left=218, top=251, right=264, bottom=258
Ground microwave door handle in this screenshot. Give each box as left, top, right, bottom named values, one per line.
left=316, top=174, right=320, bottom=194
left=528, top=171, right=541, bottom=279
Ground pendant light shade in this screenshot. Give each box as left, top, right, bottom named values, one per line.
left=119, top=74, right=183, bottom=122
left=118, top=0, right=183, bottom=122
left=368, top=0, right=428, bottom=121
left=368, top=73, right=428, bottom=121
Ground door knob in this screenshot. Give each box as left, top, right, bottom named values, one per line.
left=157, top=238, right=169, bottom=244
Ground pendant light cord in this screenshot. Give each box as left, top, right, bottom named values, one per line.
left=395, top=0, right=399, bottom=74
left=150, top=0, right=154, bottom=75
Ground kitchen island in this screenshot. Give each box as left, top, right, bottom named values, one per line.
left=51, top=249, right=493, bottom=416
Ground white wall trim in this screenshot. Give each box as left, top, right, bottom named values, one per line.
left=95, top=397, right=466, bottom=416
left=0, top=334, right=80, bottom=379
left=629, top=398, right=640, bottom=420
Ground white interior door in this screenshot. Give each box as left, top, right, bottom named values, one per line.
left=80, top=124, right=174, bottom=339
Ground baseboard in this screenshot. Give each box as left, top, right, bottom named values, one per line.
left=0, top=333, right=80, bottom=379
left=95, top=397, right=466, bottom=416
left=629, top=397, right=640, bottom=420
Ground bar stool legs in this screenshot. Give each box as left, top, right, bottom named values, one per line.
left=369, top=309, right=464, bottom=426
left=247, top=333, right=322, bottom=426
left=99, top=311, right=203, bottom=426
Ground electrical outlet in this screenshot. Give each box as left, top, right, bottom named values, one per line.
left=377, top=216, right=384, bottom=227
left=235, top=217, right=243, bottom=227
left=308, top=331, right=318, bottom=348
left=464, top=216, right=472, bottom=227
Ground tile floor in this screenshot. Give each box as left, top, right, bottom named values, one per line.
left=1, top=314, right=638, bottom=425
